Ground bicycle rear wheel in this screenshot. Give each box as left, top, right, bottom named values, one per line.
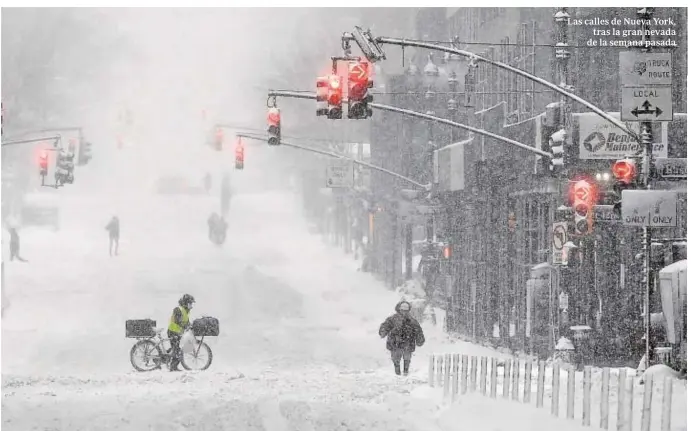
left=130, top=339, right=164, bottom=372
left=181, top=342, right=213, bottom=371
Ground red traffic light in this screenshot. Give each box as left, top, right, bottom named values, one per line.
left=327, top=74, right=343, bottom=106
left=267, top=107, right=281, bottom=126
left=348, top=61, right=369, bottom=83
left=348, top=61, right=372, bottom=101
left=442, top=245, right=451, bottom=259
left=39, top=150, right=48, bottom=168
left=612, top=159, right=637, bottom=184
left=568, top=177, right=598, bottom=207
left=329, top=75, right=341, bottom=89
left=235, top=138, right=244, bottom=156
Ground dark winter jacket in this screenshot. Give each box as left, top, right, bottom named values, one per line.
left=106, top=218, right=120, bottom=238
left=379, top=301, right=425, bottom=352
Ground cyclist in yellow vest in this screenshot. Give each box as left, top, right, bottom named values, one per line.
left=167, top=294, right=195, bottom=371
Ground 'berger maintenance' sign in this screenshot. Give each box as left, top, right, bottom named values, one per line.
left=578, top=112, right=668, bottom=160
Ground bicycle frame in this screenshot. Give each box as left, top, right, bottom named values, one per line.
left=142, top=331, right=206, bottom=357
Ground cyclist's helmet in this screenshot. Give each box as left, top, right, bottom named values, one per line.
left=179, top=294, right=195, bottom=309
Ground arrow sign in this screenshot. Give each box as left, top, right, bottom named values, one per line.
left=630, top=100, right=664, bottom=118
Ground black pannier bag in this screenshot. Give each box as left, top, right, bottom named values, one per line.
left=192, top=317, right=219, bottom=336
left=126, top=319, right=157, bottom=338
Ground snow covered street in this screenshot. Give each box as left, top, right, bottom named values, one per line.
left=3, top=187, right=590, bottom=430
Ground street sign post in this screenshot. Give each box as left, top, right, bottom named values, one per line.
left=594, top=205, right=620, bottom=224
left=621, top=86, right=673, bottom=122
left=619, top=52, right=672, bottom=86
left=552, top=222, right=568, bottom=265
left=621, top=190, right=678, bottom=227
left=326, top=159, right=354, bottom=188
left=655, top=158, right=687, bottom=179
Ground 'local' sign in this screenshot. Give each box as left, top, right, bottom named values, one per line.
left=577, top=112, right=668, bottom=160
left=621, top=86, right=673, bottom=122
left=621, top=190, right=678, bottom=227
left=326, top=159, right=354, bottom=188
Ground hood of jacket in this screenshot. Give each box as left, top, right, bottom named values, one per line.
left=395, top=300, right=412, bottom=313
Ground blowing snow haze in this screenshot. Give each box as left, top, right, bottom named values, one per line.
left=2, top=8, right=369, bottom=191
left=2, top=6, right=687, bottom=431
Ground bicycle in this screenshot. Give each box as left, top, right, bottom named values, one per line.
left=129, top=327, right=214, bottom=372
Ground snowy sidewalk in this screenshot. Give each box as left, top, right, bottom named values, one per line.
left=2, top=367, right=595, bottom=431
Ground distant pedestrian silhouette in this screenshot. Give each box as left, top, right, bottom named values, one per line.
left=105, top=216, right=120, bottom=256
left=7, top=227, right=27, bottom=262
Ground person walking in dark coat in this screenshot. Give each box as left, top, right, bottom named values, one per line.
left=105, top=216, right=120, bottom=256
left=7, top=227, right=27, bottom=262
left=379, top=300, right=425, bottom=376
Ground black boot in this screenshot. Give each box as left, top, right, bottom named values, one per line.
left=403, top=359, right=411, bottom=376
left=169, top=359, right=181, bottom=372
left=394, top=361, right=401, bottom=375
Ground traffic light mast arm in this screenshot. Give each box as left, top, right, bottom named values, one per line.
left=1, top=135, right=61, bottom=147
left=267, top=90, right=552, bottom=159
left=3, top=127, right=82, bottom=142
left=342, top=34, right=638, bottom=142
left=236, top=132, right=429, bottom=190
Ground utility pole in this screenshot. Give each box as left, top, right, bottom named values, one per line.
left=422, top=53, right=440, bottom=300
left=638, top=6, right=655, bottom=371
left=553, top=7, right=574, bottom=349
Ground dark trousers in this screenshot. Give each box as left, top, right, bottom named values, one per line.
left=167, top=330, right=182, bottom=369
left=9, top=243, right=26, bottom=262
left=391, top=348, right=413, bottom=374
left=109, top=235, right=119, bottom=256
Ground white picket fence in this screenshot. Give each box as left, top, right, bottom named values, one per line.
left=428, top=353, right=682, bottom=431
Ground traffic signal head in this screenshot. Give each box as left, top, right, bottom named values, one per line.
left=235, top=138, right=244, bottom=170
left=442, top=244, right=452, bottom=259
left=326, top=74, right=343, bottom=120
left=570, top=178, right=597, bottom=236
left=612, top=158, right=637, bottom=185
left=611, top=158, right=637, bottom=217
left=347, top=61, right=373, bottom=119
left=316, top=76, right=329, bottom=117
left=267, top=107, right=281, bottom=146
left=549, top=128, right=567, bottom=174
left=39, top=150, right=48, bottom=174
left=214, top=128, right=224, bottom=151
left=78, top=141, right=93, bottom=165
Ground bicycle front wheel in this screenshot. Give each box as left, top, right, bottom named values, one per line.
left=130, top=339, right=163, bottom=372
left=181, top=342, right=213, bottom=371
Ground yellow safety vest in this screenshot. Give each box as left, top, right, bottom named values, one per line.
left=168, top=306, right=189, bottom=334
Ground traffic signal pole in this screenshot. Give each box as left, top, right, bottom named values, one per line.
left=267, top=90, right=552, bottom=159
left=236, top=132, right=428, bottom=190
left=1, top=135, right=61, bottom=147
left=342, top=31, right=639, bottom=142
left=638, top=7, right=655, bottom=370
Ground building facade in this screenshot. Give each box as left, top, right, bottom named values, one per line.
left=363, top=7, right=687, bottom=366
